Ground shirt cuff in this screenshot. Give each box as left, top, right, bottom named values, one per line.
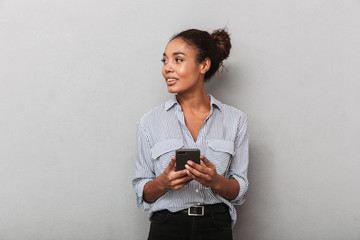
left=134, top=178, right=153, bottom=211
left=230, top=175, right=248, bottom=204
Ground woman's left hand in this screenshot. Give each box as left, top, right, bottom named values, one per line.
left=185, top=155, right=220, bottom=189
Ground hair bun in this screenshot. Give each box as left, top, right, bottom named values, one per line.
left=211, top=29, right=231, bottom=62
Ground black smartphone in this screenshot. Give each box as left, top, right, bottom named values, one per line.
left=175, top=149, right=200, bottom=171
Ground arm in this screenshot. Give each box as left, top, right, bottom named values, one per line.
left=132, top=123, right=156, bottom=210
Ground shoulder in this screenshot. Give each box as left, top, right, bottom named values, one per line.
left=222, top=103, right=248, bottom=135
left=138, top=103, right=167, bottom=128
left=221, top=102, right=247, bottom=120
left=211, top=96, right=248, bottom=137
left=211, top=95, right=248, bottom=123
left=138, top=95, right=178, bottom=126
left=214, top=99, right=249, bottom=142
left=136, top=99, right=180, bottom=144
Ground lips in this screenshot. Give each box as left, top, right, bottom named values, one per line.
left=165, top=77, right=178, bottom=86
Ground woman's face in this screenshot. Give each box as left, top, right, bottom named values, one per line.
left=162, top=38, right=207, bottom=94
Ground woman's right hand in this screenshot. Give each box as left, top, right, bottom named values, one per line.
left=158, top=156, right=192, bottom=190
left=143, top=156, right=192, bottom=203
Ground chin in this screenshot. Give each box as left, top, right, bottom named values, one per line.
left=167, top=86, right=179, bottom=94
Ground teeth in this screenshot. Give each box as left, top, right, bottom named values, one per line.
left=167, top=78, right=176, bottom=82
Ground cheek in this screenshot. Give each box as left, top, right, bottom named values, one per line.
left=177, top=64, right=190, bottom=77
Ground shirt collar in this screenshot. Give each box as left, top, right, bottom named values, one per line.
left=164, top=94, right=178, bottom=111
left=209, top=94, right=222, bottom=112
left=164, top=94, right=222, bottom=112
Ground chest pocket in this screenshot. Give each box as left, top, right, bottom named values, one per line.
left=206, top=139, right=234, bottom=176
left=151, top=139, right=183, bottom=174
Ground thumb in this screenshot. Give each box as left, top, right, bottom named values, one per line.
left=166, top=156, right=176, bottom=171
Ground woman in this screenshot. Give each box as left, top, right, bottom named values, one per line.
left=133, top=28, right=249, bottom=240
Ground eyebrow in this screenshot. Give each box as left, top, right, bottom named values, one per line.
left=163, top=52, right=186, bottom=57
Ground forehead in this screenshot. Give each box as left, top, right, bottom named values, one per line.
left=164, top=37, right=197, bottom=56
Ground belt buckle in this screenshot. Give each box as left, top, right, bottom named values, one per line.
left=188, top=206, right=204, bottom=216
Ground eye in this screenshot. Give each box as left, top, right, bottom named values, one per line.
left=175, top=58, right=183, bottom=63
left=161, top=58, right=168, bottom=64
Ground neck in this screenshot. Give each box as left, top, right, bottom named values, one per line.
left=176, top=86, right=210, bottom=112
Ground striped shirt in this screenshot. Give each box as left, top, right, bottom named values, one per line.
left=132, top=94, right=249, bottom=227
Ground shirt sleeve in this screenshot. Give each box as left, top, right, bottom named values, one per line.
left=132, top=122, right=155, bottom=211
left=227, top=114, right=249, bottom=205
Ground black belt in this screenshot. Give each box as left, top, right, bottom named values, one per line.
left=176, top=203, right=229, bottom=216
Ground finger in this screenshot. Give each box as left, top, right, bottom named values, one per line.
left=187, top=160, right=207, bottom=174
left=173, top=180, right=192, bottom=189
left=186, top=169, right=196, bottom=178
left=185, top=163, right=207, bottom=179
left=172, top=169, right=188, bottom=178
left=171, top=175, right=192, bottom=187
left=186, top=160, right=199, bottom=168
left=200, top=155, right=213, bottom=167
left=186, top=169, right=202, bottom=182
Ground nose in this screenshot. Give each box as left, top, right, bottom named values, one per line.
left=163, top=61, right=174, bottom=73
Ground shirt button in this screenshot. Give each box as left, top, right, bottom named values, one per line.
left=195, top=189, right=199, bottom=193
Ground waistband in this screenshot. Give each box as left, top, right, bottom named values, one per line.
left=155, top=203, right=228, bottom=217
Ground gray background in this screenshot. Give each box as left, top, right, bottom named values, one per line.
left=1, top=0, right=359, bottom=239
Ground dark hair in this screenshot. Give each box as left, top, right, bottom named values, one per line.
left=170, top=28, right=231, bottom=80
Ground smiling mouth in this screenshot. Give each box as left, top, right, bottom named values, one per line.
left=167, top=78, right=177, bottom=82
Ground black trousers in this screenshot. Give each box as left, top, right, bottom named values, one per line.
left=147, top=205, right=233, bottom=240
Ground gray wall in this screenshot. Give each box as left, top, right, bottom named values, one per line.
left=1, top=0, right=359, bottom=239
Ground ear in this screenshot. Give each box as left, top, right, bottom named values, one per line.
left=199, top=58, right=211, bottom=75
